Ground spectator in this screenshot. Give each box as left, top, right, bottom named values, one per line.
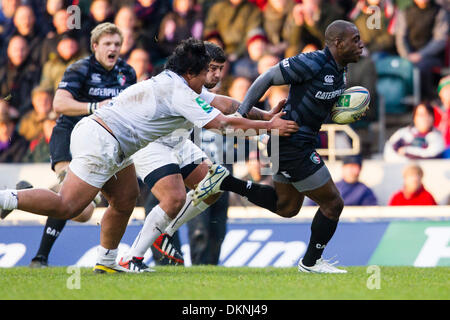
left=114, top=5, right=139, bottom=32
left=157, top=0, right=204, bottom=58
left=395, top=0, right=449, bottom=99
left=434, top=75, right=450, bottom=157
left=203, top=0, right=263, bottom=61
left=231, top=28, right=269, bottom=80
left=11, top=5, right=44, bottom=64
left=384, top=102, right=446, bottom=161
left=40, top=0, right=66, bottom=38
left=82, top=0, right=114, bottom=42
left=0, top=100, right=29, bottom=163
left=305, top=155, right=378, bottom=206
left=0, top=35, right=41, bottom=117
left=257, top=52, right=280, bottom=76
left=40, top=33, right=85, bottom=93
left=228, top=76, right=252, bottom=103
left=127, top=48, right=153, bottom=82
left=350, top=0, right=397, bottom=60
left=118, top=27, right=137, bottom=60
left=40, top=9, right=85, bottom=66
left=134, top=0, right=172, bottom=64
left=22, top=115, right=57, bottom=163
left=388, top=163, right=437, bottom=205
left=286, top=0, right=345, bottom=55
left=0, top=0, right=21, bottom=48
left=19, top=86, right=55, bottom=142
left=262, top=0, right=296, bottom=56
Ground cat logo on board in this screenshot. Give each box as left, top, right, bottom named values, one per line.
left=310, top=151, right=321, bottom=164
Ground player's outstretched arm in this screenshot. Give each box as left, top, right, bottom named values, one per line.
left=210, top=95, right=241, bottom=115
left=203, top=110, right=298, bottom=137
left=53, top=89, right=111, bottom=116
left=237, top=64, right=288, bottom=119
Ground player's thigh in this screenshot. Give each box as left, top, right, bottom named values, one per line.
left=58, top=168, right=101, bottom=218
left=273, top=180, right=304, bottom=217
left=49, top=123, right=72, bottom=172
left=178, top=140, right=210, bottom=190
left=132, top=142, right=180, bottom=186
left=101, top=163, right=140, bottom=214
left=150, top=173, right=187, bottom=218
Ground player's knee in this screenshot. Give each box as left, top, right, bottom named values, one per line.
left=161, top=192, right=186, bottom=218
left=276, top=204, right=299, bottom=218
left=323, top=195, right=344, bottom=220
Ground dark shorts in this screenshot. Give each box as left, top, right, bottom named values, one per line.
left=49, top=123, right=73, bottom=171
left=270, top=137, right=330, bottom=191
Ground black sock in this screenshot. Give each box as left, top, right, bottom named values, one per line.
left=220, top=175, right=278, bottom=212
left=302, top=209, right=338, bottom=267
left=34, top=217, right=67, bottom=260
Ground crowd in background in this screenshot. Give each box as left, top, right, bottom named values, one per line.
left=0, top=0, right=449, bottom=207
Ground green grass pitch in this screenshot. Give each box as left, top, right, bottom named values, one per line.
left=0, top=266, right=448, bottom=300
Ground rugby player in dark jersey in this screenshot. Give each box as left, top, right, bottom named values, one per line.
left=194, top=20, right=365, bottom=273
left=28, top=23, right=136, bottom=267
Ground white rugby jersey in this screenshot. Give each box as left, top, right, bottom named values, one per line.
left=94, top=70, right=221, bottom=158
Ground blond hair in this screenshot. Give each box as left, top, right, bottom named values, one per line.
left=403, top=163, right=424, bottom=178
left=90, top=22, right=123, bottom=52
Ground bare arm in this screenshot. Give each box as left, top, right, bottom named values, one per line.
left=53, top=89, right=111, bottom=116
left=209, top=95, right=241, bottom=115
left=203, top=111, right=298, bottom=136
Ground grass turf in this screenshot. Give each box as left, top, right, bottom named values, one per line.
left=0, top=266, right=448, bottom=300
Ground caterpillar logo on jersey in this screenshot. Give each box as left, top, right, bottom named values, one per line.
left=310, top=151, right=321, bottom=164
left=195, top=97, right=213, bottom=113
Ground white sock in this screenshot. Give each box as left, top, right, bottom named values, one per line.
left=0, top=189, right=18, bottom=210
left=96, top=246, right=118, bottom=266
left=165, top=190, right=211, bottom=237
left=126, top=205, right=172, bottom=260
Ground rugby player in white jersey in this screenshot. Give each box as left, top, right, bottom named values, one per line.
left=121, top=42, right=289, bottom=269
left=0, top=38, right=298, bottom=273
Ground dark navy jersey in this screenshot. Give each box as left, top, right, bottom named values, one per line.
left=279, top=47, right=346, bottom=143
left=56, top=55, right=136, bottom=128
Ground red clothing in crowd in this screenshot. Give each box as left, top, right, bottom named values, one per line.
left=388, top=185, right=437, bottom=206
left=433, top=105, right=450, bottom=147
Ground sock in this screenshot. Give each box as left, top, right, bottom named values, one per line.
left=220, top=176, right=278, bottom=212
left=97, top=246, right=119, bottom=266
left=0, top=189, right=18, bottom=210
left=34, top=217, right=67, bottom=259
left=302, top=209, right=338, bottom=267
left=126, top=205, right=172, bottom=260
left=165, top=190, right=210, bottom=237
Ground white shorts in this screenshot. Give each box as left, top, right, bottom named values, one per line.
left=69, top=117, right=134, bottom=188
left=132, top=139, right=206, bottom=183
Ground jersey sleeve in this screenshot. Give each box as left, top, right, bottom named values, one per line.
left=57, top=60, right=89, bottom=98
left=279, top=52, right=324, bottom=84
left=172, top=85, right=220, bottom=128
left=199, top=87, right=216, bottom=104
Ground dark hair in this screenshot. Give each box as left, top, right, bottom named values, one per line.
left=204, top=41, right=226, bottom=63
left=413, top=101, right=435, bottom=121
left=165, top=38, right=211, bottom=76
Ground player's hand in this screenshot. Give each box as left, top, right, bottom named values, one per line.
left=263, top=98, right=287, bottom=121
left=268, top=111, right=299, bottom=136
left=99, top=99, right=112, bottom=108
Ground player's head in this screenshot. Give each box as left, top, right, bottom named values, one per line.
left=204, top=41, right=226, bottom=89
left=325, top=20, right=363, bottom=65
left=90, top=22, right=123, bottom=71
left=165, top=38, right=211, bottom=93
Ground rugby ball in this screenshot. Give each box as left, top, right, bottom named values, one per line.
left=331, top=86, right=370, bottom=124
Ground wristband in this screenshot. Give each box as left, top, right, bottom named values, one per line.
left=87, top=102, right=99, bottom=114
